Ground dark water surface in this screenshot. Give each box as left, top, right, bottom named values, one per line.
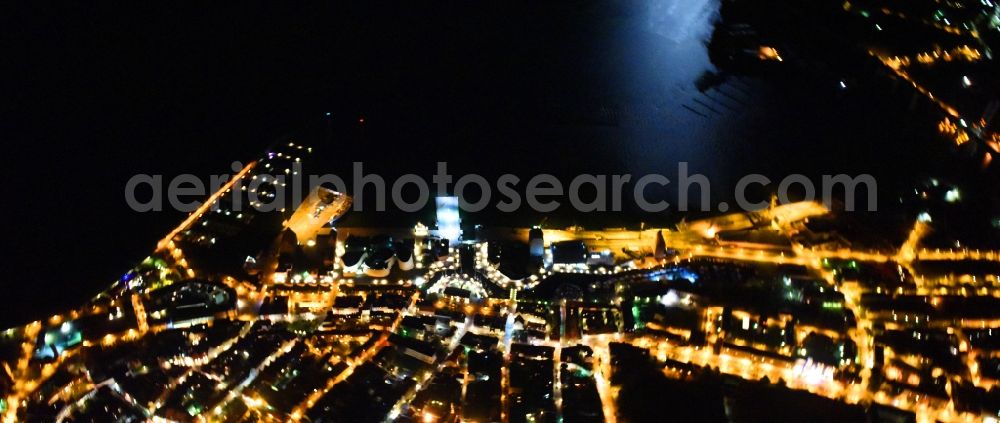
left=3, top=1, right=978, bottom=327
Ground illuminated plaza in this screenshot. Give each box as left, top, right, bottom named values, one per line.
left=5, top=0, right=1000, bottom=422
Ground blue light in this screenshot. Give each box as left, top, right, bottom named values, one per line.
left=435, top=196, right=462, bottom=243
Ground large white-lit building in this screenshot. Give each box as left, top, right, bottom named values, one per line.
left=434, top=196, right=462, bottom=244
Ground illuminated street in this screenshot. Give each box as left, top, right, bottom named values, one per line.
left=6, top=0, right=1000, bottom=422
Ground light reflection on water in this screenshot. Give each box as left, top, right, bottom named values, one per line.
left=648, top=0, right=720, bottom=44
